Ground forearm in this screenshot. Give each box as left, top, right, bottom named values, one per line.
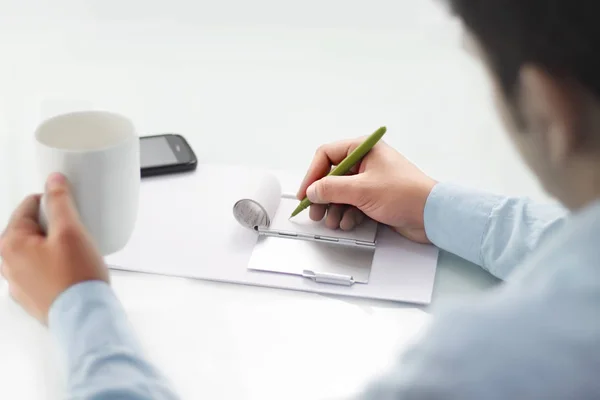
left=423, top=182, right=568, bottom=280
left=48, top=281, right=179, bottom=399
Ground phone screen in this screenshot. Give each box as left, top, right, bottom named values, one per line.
left=140, top=135, right=178, bottom=169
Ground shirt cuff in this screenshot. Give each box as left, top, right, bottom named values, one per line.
left=424, top=182, right=504, bottom=266
left=48, top=280, right=141, bottom=370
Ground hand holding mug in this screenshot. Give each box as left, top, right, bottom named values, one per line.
left=0, top=110, right=140, bottom=324
left=0, top=174, right=108, bottom=324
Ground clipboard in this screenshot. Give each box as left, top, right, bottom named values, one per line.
left=232, top=173, right=378, bottom=249
left=229, top=172, right=379, bottom=285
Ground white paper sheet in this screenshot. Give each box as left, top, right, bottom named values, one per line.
left=105, top=164, right=264, bottom=279
left=106, top=164, right=440, bottom=304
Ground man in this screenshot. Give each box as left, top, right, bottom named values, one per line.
left=2, top=0, right=600, bottom=398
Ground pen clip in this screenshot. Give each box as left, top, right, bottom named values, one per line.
left=302, top=270, right=355, bottom=286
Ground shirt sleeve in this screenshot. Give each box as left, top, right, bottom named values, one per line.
left=48, top=280, right=180, bottom=399
left=423, top=182, right=568, bottom=280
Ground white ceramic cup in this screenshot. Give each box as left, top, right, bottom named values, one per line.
left=35, top=111, right=140, bottom=256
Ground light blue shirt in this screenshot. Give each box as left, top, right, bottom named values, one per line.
left=48, top=282, right=179, bottom=399
left=48, top=182, right=600, bottom=399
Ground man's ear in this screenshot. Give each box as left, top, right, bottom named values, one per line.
left=518, top=65, right=583, bottom=166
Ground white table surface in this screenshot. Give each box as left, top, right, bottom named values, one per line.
left=0, top=1, right=549, bottom=399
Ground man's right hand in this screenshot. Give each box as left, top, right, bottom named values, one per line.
left=296, top=137, right=437, bottom=244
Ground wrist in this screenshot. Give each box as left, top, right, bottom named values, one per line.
left=390, top=177, right=437, bottom=244
left=48, top=280, right=111, bottom=326
left=416, top=177, right=438, bottom=224
left=47, top=280, right=142, bottom=371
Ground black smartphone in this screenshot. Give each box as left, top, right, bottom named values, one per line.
left=140, top=133, right=197, bottom=178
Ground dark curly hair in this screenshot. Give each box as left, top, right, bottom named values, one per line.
left=448, top=0, right=600, bottom=100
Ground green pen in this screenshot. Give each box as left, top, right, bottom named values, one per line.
left=290, top=126, right=387, bottom=218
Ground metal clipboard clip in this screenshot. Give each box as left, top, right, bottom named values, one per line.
left=254, top=227, right=375, bottom=249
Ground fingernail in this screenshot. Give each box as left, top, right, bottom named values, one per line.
left=46, top=173, right=66, bottom=190
left=299, top=174, right=308, bottom=189
left=306, top=183, right=318, bottom=202
left=297, top=175, right=309, bottom=199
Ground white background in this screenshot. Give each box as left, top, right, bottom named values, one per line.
left=0, top=1, right=549, bottom=399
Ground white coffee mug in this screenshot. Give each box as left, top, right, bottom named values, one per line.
left=35, top=111, right=140, bottom=256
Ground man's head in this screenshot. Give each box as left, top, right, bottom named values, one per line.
left=449, top=0, right=600, bottom=209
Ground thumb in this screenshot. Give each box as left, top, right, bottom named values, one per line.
left=306, top=175, right=365, bottom=206
left=44, top=173, right=81, bottom=232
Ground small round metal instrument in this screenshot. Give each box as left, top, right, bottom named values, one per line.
left=233, top=199, right=271, bottom=230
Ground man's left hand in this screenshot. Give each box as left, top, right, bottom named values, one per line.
left=0, top=173, right=109, bottom=325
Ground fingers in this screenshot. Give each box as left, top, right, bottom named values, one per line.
left=309, top=204, right=327, bottom=222
left=43, top=173, right=81, bottom=234
left=2, top=195, right=42, bottom=237
left=306, top=174, right=365, bottom=207
left=310, top=205, right=366, bottom=230
left=325, top=204, right=346, bottom=229
left=340, top=208, right=365, bottom=231
left=297, top=138, right=364, bottom=199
